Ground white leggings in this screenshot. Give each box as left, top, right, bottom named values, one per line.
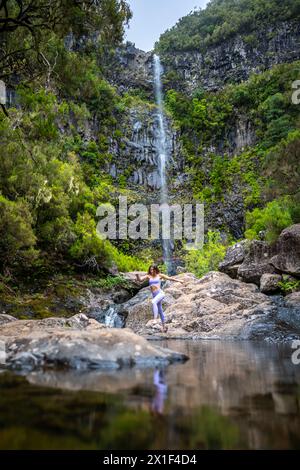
left=151, top=290, right=165, bottom=323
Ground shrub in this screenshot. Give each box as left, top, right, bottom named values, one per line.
left=245, top=198, right=293, bottom=243
left=69, top=212, right=111, bottom=270
left=0, top=195, right=37, bottom=269
left=185, top=231, right=227, bottom=278
left=104, top=242, right=149, bottom=272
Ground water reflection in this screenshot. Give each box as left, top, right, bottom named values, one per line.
left=151, top=369, right=168, bottom=415
left=0, top=340, right=300, bottom=449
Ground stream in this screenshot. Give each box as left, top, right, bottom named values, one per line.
left=0, top=340, right=299, bottom=449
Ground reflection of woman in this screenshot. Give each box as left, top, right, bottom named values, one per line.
left=152, top=369, right=168, bottom=415
left=136, top=265, right=184, bottom=333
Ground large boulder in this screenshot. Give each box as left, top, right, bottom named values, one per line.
left=219, top=225, right=300, bottom=287
left=0, top=314, right=188, bottom=371
left=237, top=241, right=277, bottom=285
left=0, top=314, right=17, bottom=326
left=219, top=240, right=247, bottom=278
left=270, top=224, right=300, bottom=276
left=219, top=240, right=277, bottom=285
left=277, top=292, right=300, bottom=331
left=120, top=286, right=176, bottom=331
left=260, top=274, right=282, bottom=294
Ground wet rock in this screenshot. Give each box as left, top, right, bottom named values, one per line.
left=260, top=274, right=282, bottom=294
left=276, top=292, right=300, bottom=331
left=239, top=294, right=300, bottom=342
left=107, top=105, right=182, bottom=191
left=111, top=288, right=133, bottom=304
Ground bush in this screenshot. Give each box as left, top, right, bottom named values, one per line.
left=69, top=212, right=111, bottom=270
left=245, top=198, right=293, bottom=243
left=104, top=242, right=149, bottom=272
left=185, top=231, right=227, bottom=278
left=278, top=278, right=300, bottom=294
left=0, top=195, right=37, bottom=270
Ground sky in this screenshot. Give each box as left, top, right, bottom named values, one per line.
left=125, top=0, right=209, bottom=52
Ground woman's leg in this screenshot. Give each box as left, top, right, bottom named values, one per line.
left=152, top=301, right=159, bottom=319
left=157, top=300, right=165, bottom=324
left=152, top=291, right=165, bottom=323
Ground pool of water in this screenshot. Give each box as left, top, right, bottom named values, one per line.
left=0, top=340, right=300, bottom=449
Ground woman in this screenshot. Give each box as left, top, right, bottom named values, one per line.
left=136, top=265, right=184, bottom=333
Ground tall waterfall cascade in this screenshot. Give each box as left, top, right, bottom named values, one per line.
left=153, top=54, right=174, bottom=274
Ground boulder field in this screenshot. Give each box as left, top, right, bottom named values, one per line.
left=121, top=271, right=300, bottom=342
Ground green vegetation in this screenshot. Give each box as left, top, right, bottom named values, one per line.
left=0, top=0, right=132, bottom=80
left=0, top=91, right=147, bottom=276
left=245, top=197, right=294, bottom=243
left=185, top=231, right=227, bottom=278
left=165, top=61, right=300, bottom=244
left=1, top=0, right=300, bottom=286
left=156, top=0, right=300, bottom=54
left=0, top=0, right=153, bottom=281
left=278, top=278, right=300, bottom=294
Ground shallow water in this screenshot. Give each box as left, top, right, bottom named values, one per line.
left=0, top=340, right=300, bottom=450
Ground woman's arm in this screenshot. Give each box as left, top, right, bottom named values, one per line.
left=135, top=273, right=149, bottom=283
left=160, top=274, right=184, bottom=284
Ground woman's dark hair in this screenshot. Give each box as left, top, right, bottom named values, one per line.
left=148, top=264, right=160, bottom=275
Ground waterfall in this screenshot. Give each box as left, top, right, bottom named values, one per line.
left=153, top=54, right=174, bottom=274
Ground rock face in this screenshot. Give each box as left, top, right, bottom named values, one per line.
left=108, top=105, right=183, bottom=191
left=109, top=43, right=153, bottom=96
left=270, top=224, right=300, bottom=276
left=220, top=225, right=300, bottom=287
left=260, top=274, right=282, bottom=294
left=219, top=240, right=248, bottom=278
left=0, top=314, right=188, bottom=371
left=237, top=241, right=277, bottom=285
left=123, top=272, right=300, bottom=342
left=220, top=239, right=277, bottom=284
left=160, top=21, right=300, bottom=94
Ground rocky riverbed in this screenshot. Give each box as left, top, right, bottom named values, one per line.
left=119, top=271, right=300, bottom=342
left=115, top=225, right=300, bottom=342
left=0, top=225, right=299, bottom=372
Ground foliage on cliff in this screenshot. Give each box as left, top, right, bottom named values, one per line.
left=156, top=0, right=300, bottom=54
left=165, top=61, right=300, bottom=242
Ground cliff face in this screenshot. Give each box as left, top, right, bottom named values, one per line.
left=108, top=104, right=183, bottom=193
left=103, top=18, right=299, bottom=241
left=106, top=43, right=154, bottom=97
left=160, top=20, right=300, bottom=93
